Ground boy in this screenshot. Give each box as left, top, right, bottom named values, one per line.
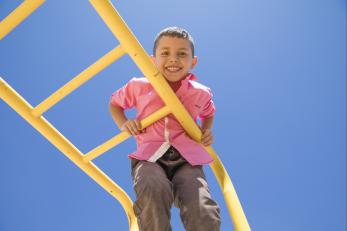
left=109, top=27, right=221, bottom=231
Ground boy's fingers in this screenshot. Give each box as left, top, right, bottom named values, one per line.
left=202, top=133, right=212, bottom=141
left=202, top=133, right=213, bottom=146
left=202, top=129, right=211, bottom=136
left=125, top=123, right=135, bottom=135
left=132, top=122, right=141, bottom=135
left=122, top=120, right=143, bottom=135
left=203, top=138, right=213, bottom=146
left=135, top=120, right=141, bottom=131
left=203, top=137, right=212, bottom=143
left=125, top=124, right=133, bottom=135
left=129, top=124, right=139, bottom=135
left=203, top=133, right=211, bottom=140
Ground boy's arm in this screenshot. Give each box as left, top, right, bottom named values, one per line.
left=200, top=116, right=214, bottom=146
left=201, top=116, right=214, bottom=130
left=109, top=103, right=127, bottom=129
left=109, top=103, right=141, bottom=135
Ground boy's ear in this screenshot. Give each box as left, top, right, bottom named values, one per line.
left=191, top=56, right=198, bottom=69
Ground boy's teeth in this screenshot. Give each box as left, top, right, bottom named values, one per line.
left=166, top=67, right=180, bottom=72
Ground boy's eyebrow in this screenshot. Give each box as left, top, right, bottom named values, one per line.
left=159, top=47, right=189, bottom=51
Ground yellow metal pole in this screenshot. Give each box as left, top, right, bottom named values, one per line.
left=207, top=146, right=251, bottom=231
left=0, top=77, right=138, bottom=231
left=83, top=106, right=171, bottom=162
left=32, top=45, right=126, bottom=117
left=0, top=0, right=45, bottom=40
left=89, top=1, right=251, bottom=230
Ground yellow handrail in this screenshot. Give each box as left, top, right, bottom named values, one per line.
left=0, top=0, right=45, bottom=40
left=0, top=0, right=251, bottom=230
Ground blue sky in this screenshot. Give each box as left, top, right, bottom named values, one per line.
left=0, top=0, right=345, bottom=230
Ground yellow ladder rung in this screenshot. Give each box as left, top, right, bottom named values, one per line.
left=0, top=0, right=45, bottom=40
left=83, top=106, right=171, bottom=162
left=32, top=45, right=126, bottom=117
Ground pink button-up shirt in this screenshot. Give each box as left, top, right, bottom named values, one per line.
left=110, top=74, right=216, bottom=166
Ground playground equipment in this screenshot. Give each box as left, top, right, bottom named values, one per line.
left=0, top=1, right=251, bottom=230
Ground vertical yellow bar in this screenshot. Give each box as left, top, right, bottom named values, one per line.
left=0, top=0, right=45, bottom=40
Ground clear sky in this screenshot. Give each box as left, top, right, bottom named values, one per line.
left=0, top=0, right=346, bottom=230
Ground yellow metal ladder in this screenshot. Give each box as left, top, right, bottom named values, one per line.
left=0, top=1, right=251, bottom=230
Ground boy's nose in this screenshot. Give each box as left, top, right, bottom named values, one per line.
left=168, top=56, right=179, bottom=62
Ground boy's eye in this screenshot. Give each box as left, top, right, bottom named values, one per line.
left=178, top=52, right=187, bottom=57
left=160, top=51, right=169, bottom=56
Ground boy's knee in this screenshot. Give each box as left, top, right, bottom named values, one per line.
left=180, top=200, right=221, bottom=231
left=135, top=176, right=174, bottom=202
left=182, top=199, right=220, bottom=216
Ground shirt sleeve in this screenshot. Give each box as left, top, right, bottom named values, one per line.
left=110, top=78, right=137, bottom=109
left=199, top=88, right=216, bottom=119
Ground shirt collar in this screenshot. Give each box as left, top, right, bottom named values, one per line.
left=181, top=73, right=197, bottom=86
left=176, top=73, right=197, bottom=95
left=185, top=73, right=197, bottom=81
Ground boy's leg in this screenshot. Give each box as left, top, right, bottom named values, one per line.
left=131, top=158, right=174, bottom=231
left=172, top=163, right=221, bottom=231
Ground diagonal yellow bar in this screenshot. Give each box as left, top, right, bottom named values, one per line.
left=32, top=45, right=126, bottom=117
left=89, top=1, right=251, bottom=230
left=83, top=106, right=171, bottom=162
left=0, top=0, right=45, bottom=40
left=0, top=77, right=139, bottom=231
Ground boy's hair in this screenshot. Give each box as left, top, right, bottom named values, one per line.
left=153, top=26, right=195, bottom=57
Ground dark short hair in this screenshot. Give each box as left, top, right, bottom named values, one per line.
left=153, top=26, right=195, bottom=57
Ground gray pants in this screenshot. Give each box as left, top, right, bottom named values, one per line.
left=131, top=146, right=221, bottom=231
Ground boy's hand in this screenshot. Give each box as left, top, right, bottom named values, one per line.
left=201, top=128, right=214, bottom=146
left=121, top=119, right=142, bottom=136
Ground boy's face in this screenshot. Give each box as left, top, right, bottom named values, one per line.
left=153, top=36, right=197, bottom=83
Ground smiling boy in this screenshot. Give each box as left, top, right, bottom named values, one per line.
left=109, top=27, right=221, bottom=231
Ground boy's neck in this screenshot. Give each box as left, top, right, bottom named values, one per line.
left=167, top=73, right=193, bottom=92
left=168, top=80, right=182, bottom=92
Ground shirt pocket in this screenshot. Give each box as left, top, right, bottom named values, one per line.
left=184, top=101, right=202, bottom=119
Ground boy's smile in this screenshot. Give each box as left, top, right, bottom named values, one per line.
left=153, top=36, right=197, bottom=83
